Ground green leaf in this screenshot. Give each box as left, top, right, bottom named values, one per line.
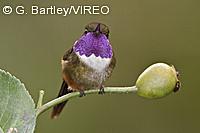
left=0, top=69, right=36, bottom=133
left=0, top=127, right=4, bottom=133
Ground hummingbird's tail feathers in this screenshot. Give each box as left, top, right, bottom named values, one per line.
left=51, top=81, right=72, bottom=119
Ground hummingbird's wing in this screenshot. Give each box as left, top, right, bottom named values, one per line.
left=51, top=48, right=74, bottom=119
left=63, top=47, right=73, bottom=61
left=62, top=47, right=80, bottom=65
left=106, top=51, right=116, bottom=79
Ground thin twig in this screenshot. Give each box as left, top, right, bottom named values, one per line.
left=36, top=90, right=44, bottom=109
left=36, top=86, right=137, bottom=117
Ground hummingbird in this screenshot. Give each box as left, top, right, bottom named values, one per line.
left=51, top=22, right=116, bottom=119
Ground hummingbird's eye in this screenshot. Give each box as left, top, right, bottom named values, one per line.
left=84, top=30, right=88, bottom=34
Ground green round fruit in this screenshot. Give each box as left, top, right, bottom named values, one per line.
left=136, top=63, right=180, bottom=99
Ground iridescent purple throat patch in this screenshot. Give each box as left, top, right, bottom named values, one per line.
left=73, top=32, right=112, bottom=58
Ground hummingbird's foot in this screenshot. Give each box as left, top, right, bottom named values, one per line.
left=79, top=90, right=86, bottom=97
left=98, top=86, right=105, bottom=95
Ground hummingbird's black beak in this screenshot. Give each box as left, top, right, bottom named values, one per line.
left=94, top=24, right=101, bottom=35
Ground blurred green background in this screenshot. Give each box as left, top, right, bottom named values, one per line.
left=0, top=0, right=199, bottom=133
